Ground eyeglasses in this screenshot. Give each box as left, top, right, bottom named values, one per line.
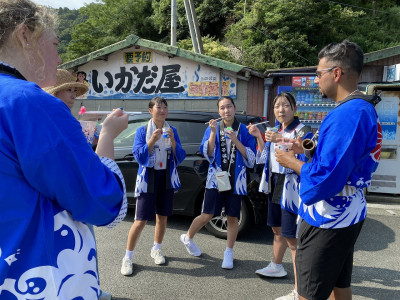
left=315, top=66, right=344, bottom=79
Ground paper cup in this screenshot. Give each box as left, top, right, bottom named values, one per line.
left=79, top=120, right=96, bottom=145
left=276, top=142, right=293, bottom=152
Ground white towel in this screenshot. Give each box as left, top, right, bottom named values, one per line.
left=145, top=119, right=170, bottom=170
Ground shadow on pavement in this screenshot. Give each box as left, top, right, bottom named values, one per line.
left=122, top=210, right=273, bottom=245
left=352, top=266, right=400, bottom=299
left=355, top=217, right=395, bottom=252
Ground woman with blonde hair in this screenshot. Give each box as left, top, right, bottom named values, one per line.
left=0, top=1, right=128, bottom=298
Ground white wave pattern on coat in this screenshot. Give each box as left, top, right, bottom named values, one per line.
left=0, top=210, right=99, bottom=299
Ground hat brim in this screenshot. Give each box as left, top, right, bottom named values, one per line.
left=44, top=82, right=89, bottom=97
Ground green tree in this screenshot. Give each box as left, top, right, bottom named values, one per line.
left=57, top=7, right=87, bottom=62
left=65, top=0, right=159, bottom=60
left=178, top=35, right=236, bottom=62
left=224, top=0, right=400, bottom=70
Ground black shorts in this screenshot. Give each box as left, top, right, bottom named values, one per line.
left=296, top=220, right=364, bottom=300
left=202, top=188, right=242, bottom=218
left=135, top=170, right=174, bottom=221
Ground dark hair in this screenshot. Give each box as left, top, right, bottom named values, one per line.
left=273, top=92, right=296, bottom=110
left=77, top=71, right=86, bottom=77
left=217, top=96, right=235, bottom=108
left=318, top=40, right=363, bottom=76
left=149, top=96, right=168, bottom=109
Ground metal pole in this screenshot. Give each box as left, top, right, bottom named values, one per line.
left=171, top=0, right=177, bottom=46
left=183, top=0, right=199, bottom=53
left=188, top=0, right=204, bottom=54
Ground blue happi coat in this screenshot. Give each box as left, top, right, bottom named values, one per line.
left=200, top=122, right=256, bottom=195
left=257, top=118, right=312, bottom=214
left=0, top=64, right=127, bottom=299
left=133, top=125, right=186, bottom=196
left=299, top=98, right=381, bottom=228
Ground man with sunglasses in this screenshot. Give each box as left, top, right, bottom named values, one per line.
left=275, top=40, right=381, bottom=300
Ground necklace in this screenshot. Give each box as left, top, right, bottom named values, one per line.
left=348, top=89, right=360, bottom=97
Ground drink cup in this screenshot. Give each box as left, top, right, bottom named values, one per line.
left=276, top=142, right=293, bottom=152
left=79, top=120, right=96, bottom=145
left=267, top=127, right=278, bottom=133
left=162, top=127, right=169, bottom=138
left=224, top=127, right=233, bottom=139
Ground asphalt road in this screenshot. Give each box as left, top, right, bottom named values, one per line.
left=94, top=202, right=400, bottom=300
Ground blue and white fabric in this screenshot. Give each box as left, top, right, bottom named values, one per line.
left=0, top=66, right=127, bottom=299
left=299, top=99, right=381, bottom=228
left=133, top=123, right=185, bottom=196
left=257, top=118, right=312, bottom=214
left=200, top=122, right=256, bottom=195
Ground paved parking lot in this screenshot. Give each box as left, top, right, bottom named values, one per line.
left=95, top=202, right=400, bottom=300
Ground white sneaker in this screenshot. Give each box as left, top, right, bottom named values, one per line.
left=221, top=250, right=234, bottom=269
left=120, top=257, right=133, bottom=276
left=255, top=261, right=287, bottom=277
left=151, top=248, right=166, bottom=265
left=180, top=234, right=201, bottom=256
left=275, top=290, right=299, bottom=300
left=99, top=290, right=112, bottom=300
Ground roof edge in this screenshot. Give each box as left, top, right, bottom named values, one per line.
left=60, top=34, right=245, bottom=74
left=364, top=45, right=400, bottom=64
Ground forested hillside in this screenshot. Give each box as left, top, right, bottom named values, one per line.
left=55, top=0, right=400, bottom=71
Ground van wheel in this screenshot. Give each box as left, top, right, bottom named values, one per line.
left=205, top=199, right=250, bottom=239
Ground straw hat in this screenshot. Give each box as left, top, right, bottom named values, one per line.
left=44, top=69, right=88, bottom=97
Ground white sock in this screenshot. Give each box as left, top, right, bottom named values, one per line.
left=272, top=261, right=282, bottom=267
left=184, top=234, right=191, bottom=243
left=125, top=250, right=133, bottom=260
left=225, top=247, right=233, bottom=253
left=152, top=242, right=162, bottom=251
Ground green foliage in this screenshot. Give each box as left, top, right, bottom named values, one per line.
left=178, top=35, right=236, bottom=62
left=63, top=0, right=160, bottom=60
left=58, top=0, right=400, bottom=72
left=224, top=0, right=400, bottom=70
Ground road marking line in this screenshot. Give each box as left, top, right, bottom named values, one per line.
left=386, top=210, right=397, bottom=215
left=367, top=203, right=400, bottom=211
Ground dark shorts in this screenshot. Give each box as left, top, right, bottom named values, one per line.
left=296, top=220, right=365, bottom=300
left=267, top=200, right=298, bottom=238
left=202, top=188, right=242, bottom=218
left=267, top=173, right=298, bottom=238
left=135, top=169, right=174, bottom=221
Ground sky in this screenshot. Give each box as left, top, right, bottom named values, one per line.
left=32, top=0, right=98, bottom=10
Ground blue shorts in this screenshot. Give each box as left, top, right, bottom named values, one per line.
left=135, top=170, right=174, bottom=221
left=267, top=173, right=298, bottom=238
left=202, top=188, right=242, bottom=218
left=267, top=200, right=298, bottom=238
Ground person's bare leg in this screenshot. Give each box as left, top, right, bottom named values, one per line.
left=330, top=287, right=352, bottom=300
left=126, top=220, right=147, bottom=250
left=271, top=227, right=288, bottom=264
left=186, top=213, right=213, bottom=239
left=286, top=237, right=298, bottom=291
left=154, top=214, right=167, bottom=244
left=226, top=216, right=238, bottom=248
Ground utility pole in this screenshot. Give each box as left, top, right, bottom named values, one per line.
left=189, top=0, right=204, bottom=54
left=183, top=0, right=204, bottom=54
left=171, top=0, right=177, bottom=46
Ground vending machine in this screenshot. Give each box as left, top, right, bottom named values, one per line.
left=277, top=76, right=335, bottom=134
left=365, top=84, right=400, bottom=195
